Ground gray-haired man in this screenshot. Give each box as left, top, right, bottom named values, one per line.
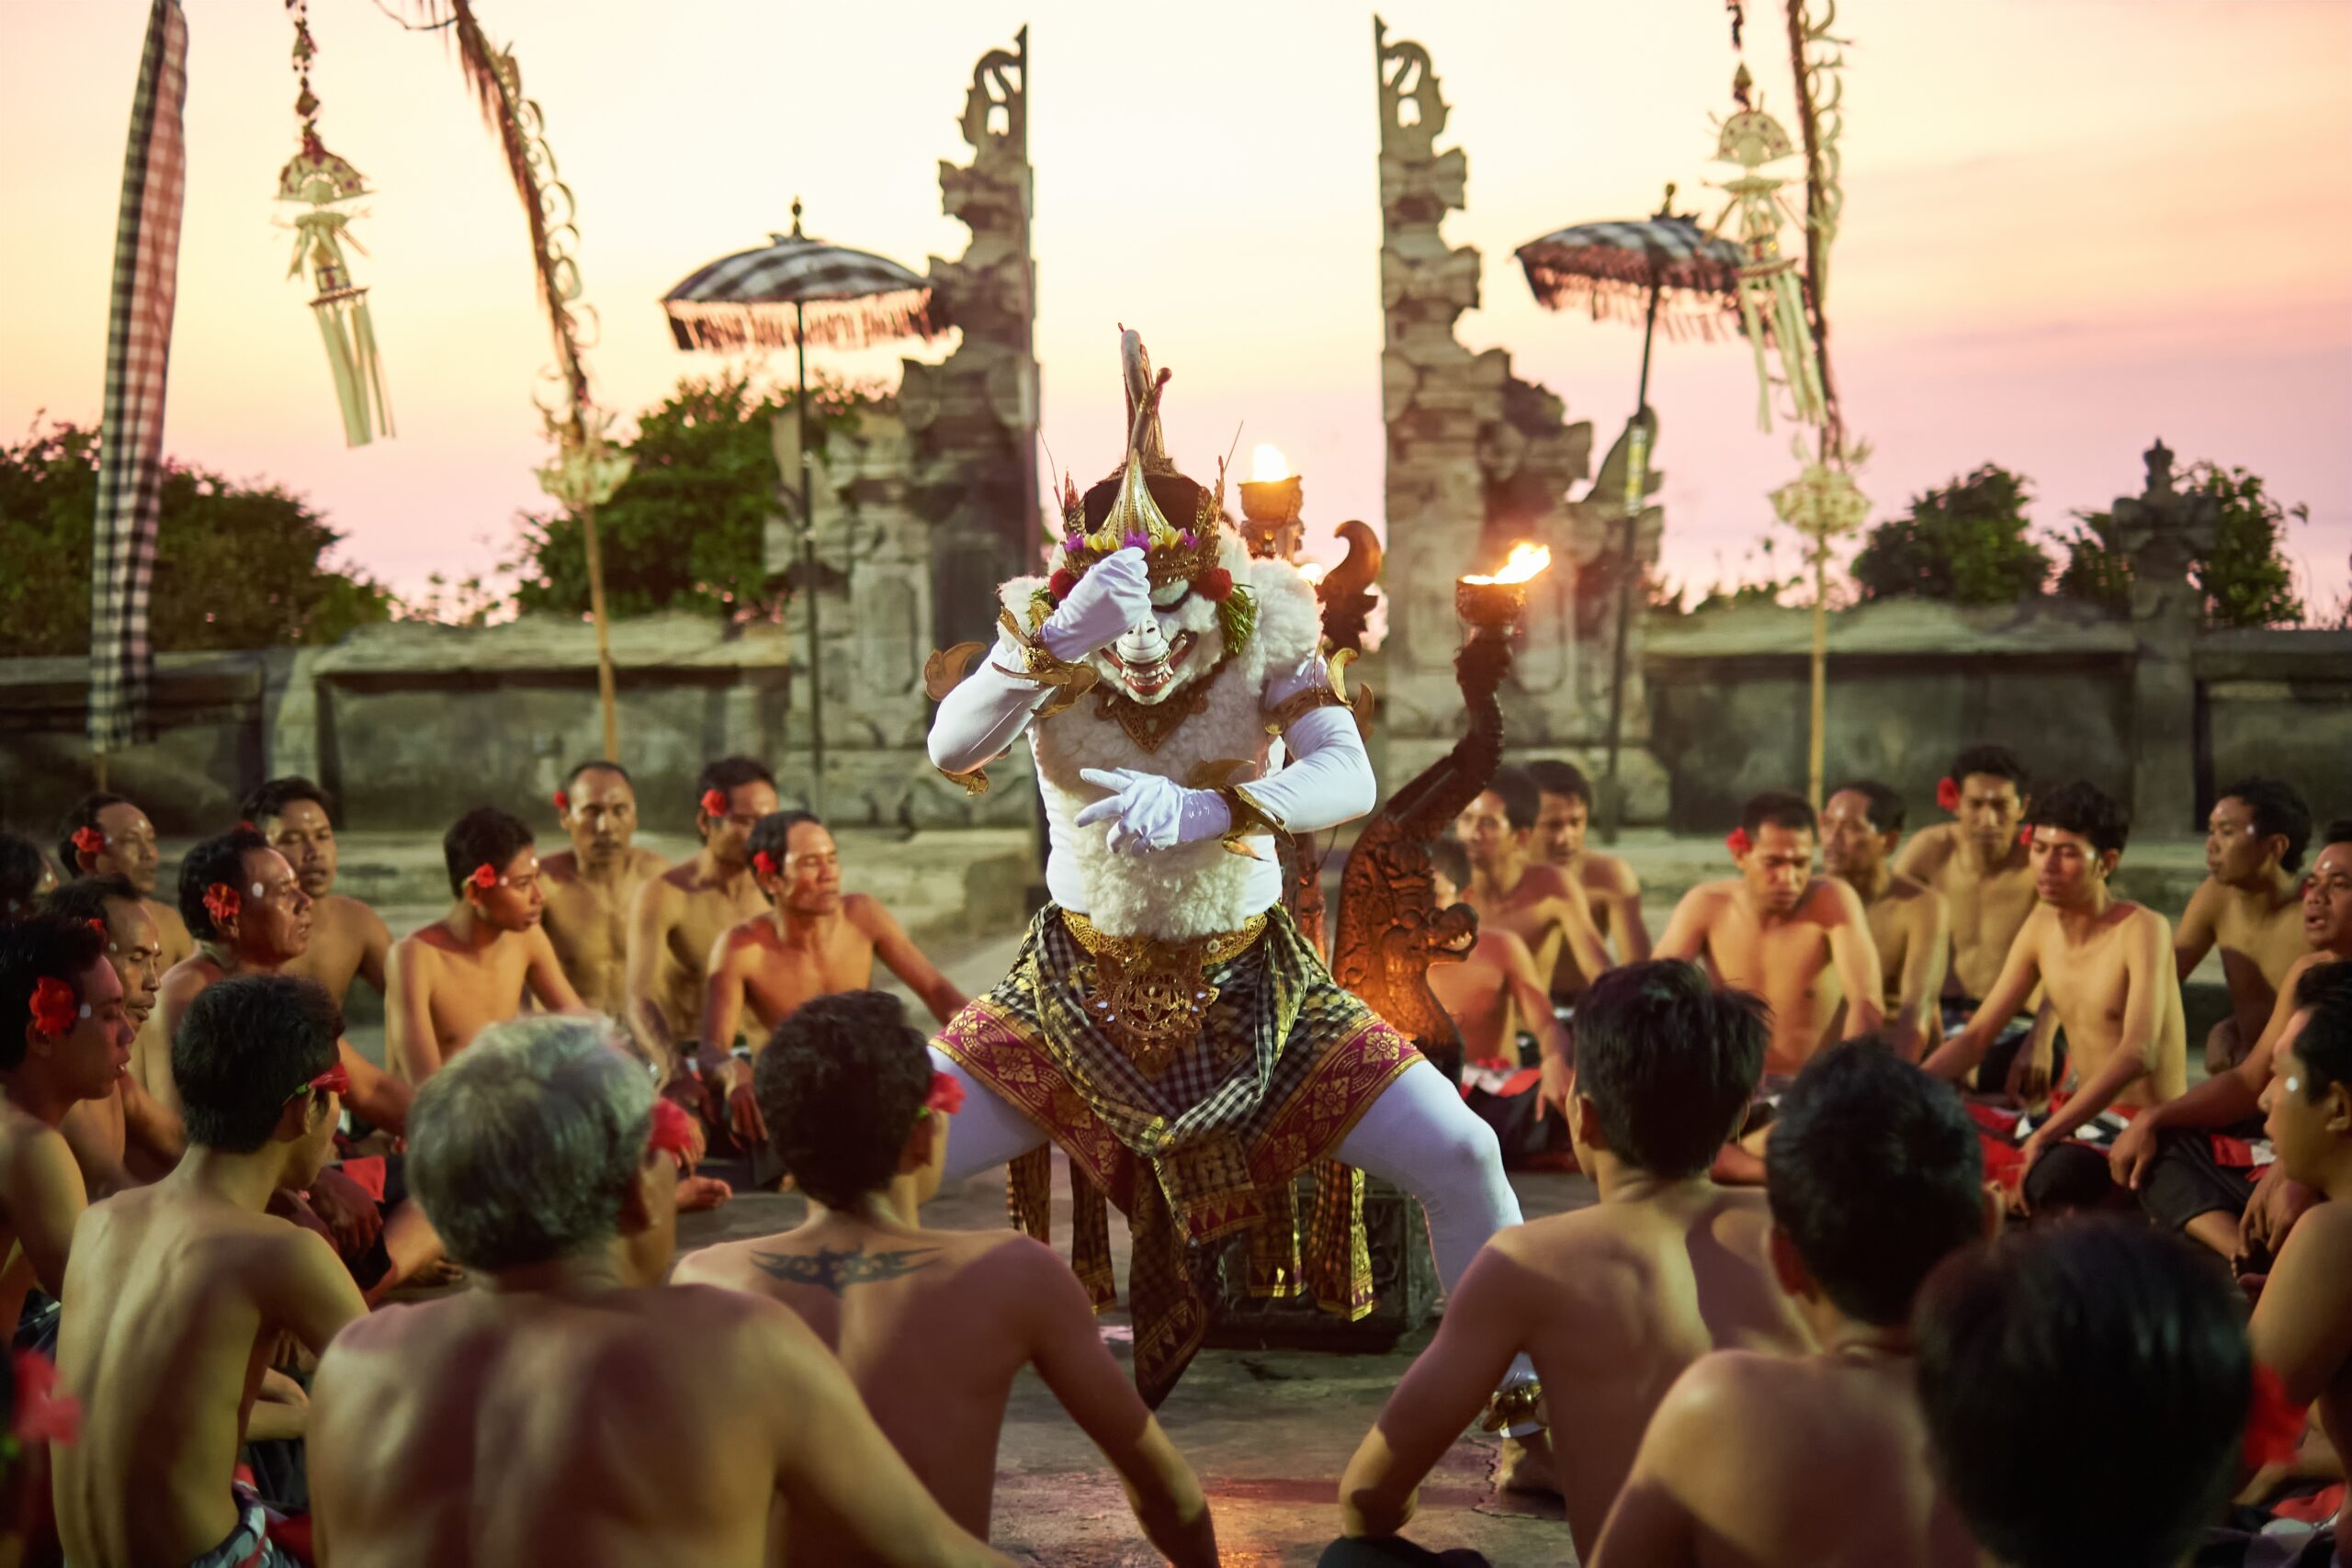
left=306, top=1014, right=1012, bottom=1568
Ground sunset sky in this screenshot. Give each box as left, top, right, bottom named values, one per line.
left=4, top=0, right=2347, bottom=613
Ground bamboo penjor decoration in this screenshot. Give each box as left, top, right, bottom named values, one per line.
left=279, top=0, right=392, bottom=446
left=428, top=0, right=628, bottom=761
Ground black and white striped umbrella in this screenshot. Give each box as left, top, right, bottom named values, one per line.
left=661, top=220, right=945, bottom=354
left=1515, top=214, right=1745, bottom=343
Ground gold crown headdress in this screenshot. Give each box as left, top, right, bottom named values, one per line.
left=1050, top=331, right=1227, bottom=592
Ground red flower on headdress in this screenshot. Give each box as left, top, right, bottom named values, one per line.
left=1046, top=568, right=1078, bottom=604
left=1936, top=776, right=1961, bottom=812
left=468, top=864, right=499, bottom=891
left=202, top=883, right=241, bottom=929
left=28, top=977, right=78, bottom=1040
left=70, top=827, right=106, bottom=861
left=2245, top=1364, right=2304, bottom=1471
left=700, top=788, right=729, bottom=818
left=647, top=1097, right=697, bottom=1171
left=1725, top=827, right=1753, bottom=859
left=752, top=851, right=778, bottom=878
left=11, top=1349, right=80, bottom=1447
left=925, top=1070, right=966, bottom=1117
left=1192, top=568, right=1234, bottom=604
left=553, top=789, right=571, bottom=813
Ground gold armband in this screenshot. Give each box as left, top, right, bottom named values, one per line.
left=990, top=609, right=1098, bottom=718
left=1262, top=649, right=1359, bottom=735
left=1217, top=782, right=1285, bottom=840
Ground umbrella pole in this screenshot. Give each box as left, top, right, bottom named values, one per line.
left=1600, top=278, right=1662, bottom=844
left=797, top=302, right=825, bottom=817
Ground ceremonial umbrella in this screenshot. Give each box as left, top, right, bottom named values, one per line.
left=1514, top=189, right=1744, bottom=840
left=661, top=201, right=946, bottom=814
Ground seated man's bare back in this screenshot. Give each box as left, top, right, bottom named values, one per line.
left=675, top=992, right=1216, bottom=1566
left=386, top=808, right=583, bottom=1084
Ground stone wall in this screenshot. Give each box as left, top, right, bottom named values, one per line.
left=1366, top=19, right=1667, bottom=819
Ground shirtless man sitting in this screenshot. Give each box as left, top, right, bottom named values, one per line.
left=2246, top=987, right=2352, bottom=1559
left=1916, top=1220, right=2254, bottom=1568
left=703, top=811, right=964, bottom=1171
left=386, top=807, right=584, bottom=1086
left=43, top=876, right=184, bottom=1195
left=55, top=974, right=366, bottom=1568
left=1525, top=760, right=1649, bottom=1007
left=541, top=761, right=668, bottom=1017
left=2178, top=776, right=2313, bottom=1075
left=674, top=990, right=1218, bottom=1565
left=0, top=914, right=135, bottom=1337
left=2112, top=825, right=2352, bottom=1266
left=1893, top=745, right=2055, bottom=1094
left=308, top=1014, right=1012, bottom=1568
left=628, top=757, right=780, bottom=1094
left=1655, top=792, right=1883, bottom=1082
left=1332, top=960, right=1812, bottom=1562
left=1423, top=837, right=1568, bottom=1068
left=1, top=830, right=59, bottom=919
left=1590, top=1043, right=1984, bottom=1568
left=1453, top=767, right=1613, bottom=1000
left=1923, top=779, right=2188, bottom=1216
left=58, top=793, right=194, bottom=976
left=242, top=777, right=391, bottom=1011
left=1821, top=781, right=1951, bottom=1061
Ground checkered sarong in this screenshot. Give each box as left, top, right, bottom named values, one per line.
left=87, top=0, right=189, bottom=755
left=937, top=904, right=1419, bottom=1404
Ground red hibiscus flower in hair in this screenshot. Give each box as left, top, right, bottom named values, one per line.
left=925, top=1070, right=966, bottom=1117
left=1046, top=568, right=1078, bottom=604
left=1936, top=776, right=1961, bottom=812
left=70, top=826, right=106, bottom=861
left=11, top=1348, right=81, bottom=1447
left=2018, top=826, right=2036, bottom=849
left=202, top=883, right=241, bottom=929
left=752, top=851, right=778, bottom=878
left=28, top=977, right=78, bottom=1040
left=1192, top=568, right=1234, bottom=604
left=553, top=789, right=571, bottom=813
left=700, top=788, right=729, bottom=818
left=1724, top=827, right=1753, bottom=859
left=2244, top=1364, right=2303, bottom=1470
left=469, top=864, right=499, bottom=891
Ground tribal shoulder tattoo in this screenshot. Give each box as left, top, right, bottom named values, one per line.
left=751, top=1245, right=942, bottom=1297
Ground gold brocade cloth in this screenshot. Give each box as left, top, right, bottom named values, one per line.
left=934, top=903, right=1420, bottom=1407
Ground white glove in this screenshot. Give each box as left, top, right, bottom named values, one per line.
left=1041, top=548, right=1153, bottom=661
left=1073, top=767, right=1232, bottom=856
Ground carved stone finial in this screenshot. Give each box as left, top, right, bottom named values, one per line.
left=2111, top=438, right=2219, bottom=626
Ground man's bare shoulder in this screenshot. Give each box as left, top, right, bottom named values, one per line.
left=390, top=923, right=456, bottom=963
left=841, top=892, right=899, bottom=938
left=539, top=850, right=583, bottom=884
left=318, top=892, right=388, bottom=934
left=157, top=953, right=221, bottom=1004
left=1494, top=1186, right=1775, bottom=1271
left=0, top=1104, right=71, bottom=1175
left=1581, top=852, right=1640, bottom=897
left=2113, top=899, right=2172, bottom=943
left=2276, top=1197, right=2352, bottom=1272
left=626, top=847, right=670, bottom=878
left=1516, top=862, right=1575, bottom=899
left=655, top=859, right=710, bottom=895
left=1898, top=825, right=1962, bottom=871
left=1679, top=878, right=1739, bottom=910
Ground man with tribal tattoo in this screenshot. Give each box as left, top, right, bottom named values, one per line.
left=678, top=991, right=1219, bottom=1565
left=924, top=330, right=1529, bottom=1422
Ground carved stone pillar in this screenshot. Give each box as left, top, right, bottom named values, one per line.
left=2113, top=440, right=2218, bottom=836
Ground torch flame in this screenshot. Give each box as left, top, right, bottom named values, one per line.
left=1298, top=560, right=1329, bottom=585
left=1250, top=444, right=1293, bottom=484
left=1460, top=542, right=1552, bottom=585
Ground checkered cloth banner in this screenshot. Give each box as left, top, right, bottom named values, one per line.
left=661, top=234, right=941, bottom=354
left=87, top=0, right=189, bottom=755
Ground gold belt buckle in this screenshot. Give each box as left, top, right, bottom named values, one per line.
left=1066, top=913, right=1266, bottom=1078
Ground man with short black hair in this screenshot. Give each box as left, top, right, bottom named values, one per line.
left=308, top=1015, right=1012, bottom=1568
left=55, top=974, right=363, bottom=1568
left=1590, top=1043, right=1985, bottom=1567
left=243, top=776, right=391, bottom=1012
left=677, top=991, right=1218, bottom=1564
left=43, top=875, right=183, bottom=1195
left=1656, top=792, right=1883, bottom=1079
left=1916, top=1220, right=2254, bottom=1568
left=2178, top=775, right=2315, bottom=1074
left=540, top=761, right=668, bottom=1017
left=1821, top=781, right=1950, bottom=1060
left=1523, top=759, right=1648, bottom=1002
left=626, top=757, right=780, bottom=1089
left=0, top=913, right=135, bottom=1334
left=1453, top=766, right=1612, bottom=999
left=700, top=811, right=963, bottom=1168
left=1334, top=960, right=1812, bottom=1562
left=385, top=807, right=584, bottom=1086
left=1925, top=780, right=2188, bottom=1215
left=57, top=791, right=192, bottom=972
left=1422, top=837, right=1566, bottom=1071
left=0, top=830, right=58, bottom=919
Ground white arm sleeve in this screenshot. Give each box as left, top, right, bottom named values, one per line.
left=1245, top=704, right=1374, bottom=834
left=926, top=628, right=1053, bottom=775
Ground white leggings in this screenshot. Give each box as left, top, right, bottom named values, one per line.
left=925, top=1049, right=1522, bottom=1290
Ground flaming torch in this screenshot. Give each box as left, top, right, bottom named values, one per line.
left=1456, top=542, right=1554, bottom=630
left=1238, top=444, right=1306, bottom=560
